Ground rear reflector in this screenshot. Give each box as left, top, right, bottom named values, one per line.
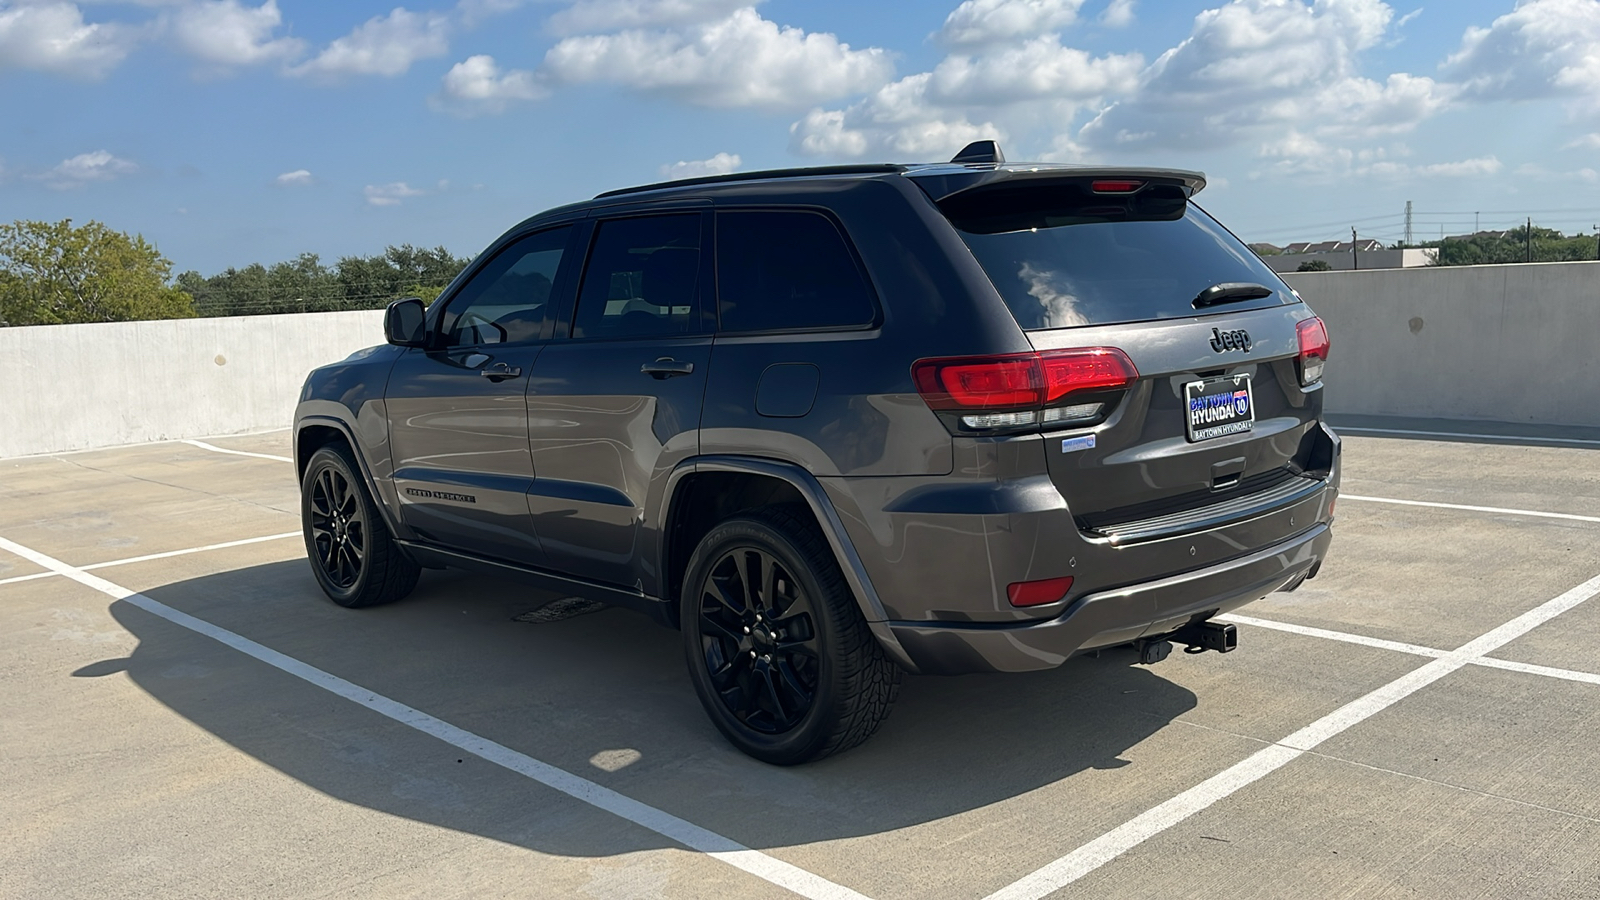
left=1007, top=576, right=1074, bottom=607
left=1296, top=316, right=1330, bottom=386
left=1091, top=180, right=1143, bottom=193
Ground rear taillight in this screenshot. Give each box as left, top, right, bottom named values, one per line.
left=1296, top=316, right=1330, bottom=386
left=912, top=348, right=1137, bottom=434
left=1091, top=179, right=1143, bottom=193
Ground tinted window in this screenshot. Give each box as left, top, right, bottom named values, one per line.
left=439, top=227, right=570, bottom=347
left=948, top=189, right=1290, bottom=330
left=573, top=215, right=702, bottom=340
left=716, top=211, right=876, bottom=333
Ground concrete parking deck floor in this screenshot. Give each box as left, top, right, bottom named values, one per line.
left=4, top=423, right=1599, bottom=899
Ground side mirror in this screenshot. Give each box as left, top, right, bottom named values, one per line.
left=384, top=297, right=427, bottom=347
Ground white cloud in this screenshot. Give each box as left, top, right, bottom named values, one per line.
left=1100, top=0, right=1135, bottom=28
left=547, top=0, right=750, bottom=34
left=1412, top=156, right=1503, bottom=177
left=1258, top=131, right=1498, bottom=180
left=926, top=36, right=1142, bottom=106
left=172, top=0, right=304, bottom=68
left=540, top=7, right=893, bottom=108
left=1564, top=132, right=1600, bottom=150
left=38, top=150, right=138, bottom=189
left=790, top=33, right=1136, bottom=160
left=433, top=54, right=545, bottom=115
left=290, top=7, right=449, bottom=78
left=364, top=181, right=427, bottom=206
left=659, top=151, right=740, bottom=179
left=274, top=168, right=312, bottom=186
left=1443, top=0, right=1600, bottom=113
left=0, top=1, right=136, bottom=79
left=1078, top=0, right=1451, bottom=153
left=790, top=73, right=1006, bottom=159
left=936, top=0, right=1087, bottom=48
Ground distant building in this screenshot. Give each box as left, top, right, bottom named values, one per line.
left=1263, top=239, right=1437, bottom=273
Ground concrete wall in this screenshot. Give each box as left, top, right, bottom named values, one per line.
left=3, top=260, right=1598, bottom=457
left=1266, top=248, right=1437, bottom=273
left=0, top=310, right=385, bottom=458
left=1283, top=260, right=1600, bottom=426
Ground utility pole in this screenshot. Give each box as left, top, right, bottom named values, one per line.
left=1525, top=217, right=1532, bottom=262
left=1475, top=211, right=1480, bottom=233
left=1593, top=225, right=1599, bottom=261
left=1404, top=200, right=1413, bottom=246
left=1351, top=227, right=1359, bottom=271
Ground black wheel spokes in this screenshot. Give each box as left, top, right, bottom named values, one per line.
left=308, top=465, right=364, bottom=590
left=698, top=545, right=821, bottom=734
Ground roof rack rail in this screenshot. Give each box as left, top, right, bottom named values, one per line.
left=594, top=164, right=907, bottom=199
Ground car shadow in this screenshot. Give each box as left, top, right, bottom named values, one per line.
left=78, top=559, right=1199, bottom=858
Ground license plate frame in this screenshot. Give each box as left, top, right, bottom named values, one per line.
left=1184, top=374, right=1255, bottom=443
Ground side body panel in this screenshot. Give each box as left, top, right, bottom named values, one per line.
left=385, top=343, right=548, bottom=564
left=294, top=343, right=411, bottom=538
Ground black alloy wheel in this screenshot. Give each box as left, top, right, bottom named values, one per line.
left=308, top=464, right=365, bottom=590
left=681, top=507, right=900, bottom=765
left=697, top=546, right=822, bottom=734
left=300, top=443, right=419, bottom=608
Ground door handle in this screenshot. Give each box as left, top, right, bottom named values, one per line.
left=641, top=358, right=694, bottom=379
left=480, top=362, right=522, bottom=382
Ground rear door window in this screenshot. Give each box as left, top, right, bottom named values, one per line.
left=715, top=210, right=876, bottom=333
left=573, top=214, right=704, bottom=340
left=944, top=184, right=1290, bottom=330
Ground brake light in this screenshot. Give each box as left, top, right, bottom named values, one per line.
left=1007, top=576, right=1074, bottom=607
left=1296, top=316, right=1329, bottom=386
left=913, top=353, right=1039, bottom=409
left=1039, top=349, right=1139, bottom=402
left=912, top=348, right=1137, bottom=432
left=1091, top=180, right=1143, bottom=193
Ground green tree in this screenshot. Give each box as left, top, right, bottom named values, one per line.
left=0, top=219, right=195, bottom=325
left=1296, top=259, right=1334, bottom=272
left=1425, top=225, right=1598, bottom=266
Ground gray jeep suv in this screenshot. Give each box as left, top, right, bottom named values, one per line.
left=294, top=142, right=1338, bottom=765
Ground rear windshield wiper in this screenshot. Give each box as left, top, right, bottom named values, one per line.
left=1192, top=282, right=1275, bottom=309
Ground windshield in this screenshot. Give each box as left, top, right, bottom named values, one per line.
left=950, top=199, right=1292, bottom=330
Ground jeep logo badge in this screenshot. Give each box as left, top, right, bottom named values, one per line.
left=1210, top=327, right=1252, bottom=352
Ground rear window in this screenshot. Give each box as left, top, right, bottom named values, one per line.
left=944, top=184, right=1291, bottom=330
left=715, top=210, right=876, bottom=333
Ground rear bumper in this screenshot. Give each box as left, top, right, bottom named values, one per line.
left=887, top=522, right=1332, bottom=674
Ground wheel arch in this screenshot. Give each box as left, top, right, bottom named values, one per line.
left=295, top=416, right=409, bottom=541
left=658, top=456, right=918, bottom=672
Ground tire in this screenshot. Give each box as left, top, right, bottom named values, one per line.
left=681, top=507, right=901, bottom=765
left=301, top=443, right=420, bottom=608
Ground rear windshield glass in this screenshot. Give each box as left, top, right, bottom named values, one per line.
left=945, top=185, right=1291, bottom=330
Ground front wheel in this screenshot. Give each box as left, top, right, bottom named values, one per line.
left=301, top=443, right=419, bottom=608
left=681, top=507, right=900, bottom=765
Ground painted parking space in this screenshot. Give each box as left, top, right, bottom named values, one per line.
left=3, top=430, right=1599, bottom=898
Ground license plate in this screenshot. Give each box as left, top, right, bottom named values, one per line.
left=1185, top=374, right=1255, bottom=442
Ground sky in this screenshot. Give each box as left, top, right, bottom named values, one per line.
left=2, top=0, right=1599, bottom=275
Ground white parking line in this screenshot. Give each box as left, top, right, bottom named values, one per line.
left=181, top=439, right=292, bottom=463
left=1339, top=426, right=1600, bottom=447
left=0, top=532, right=301, bottom=587
left=0, top=571, right=55, bottom=587
left=984, top=571, right=1600, bottom=900
left=1222, top=613, right=1600, bottom=687
left=0, top=533, right=871, bottom=900
left=1342, top=494, right=1600, bottom=525
left=1219, top=613, right=1448, bottom=658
